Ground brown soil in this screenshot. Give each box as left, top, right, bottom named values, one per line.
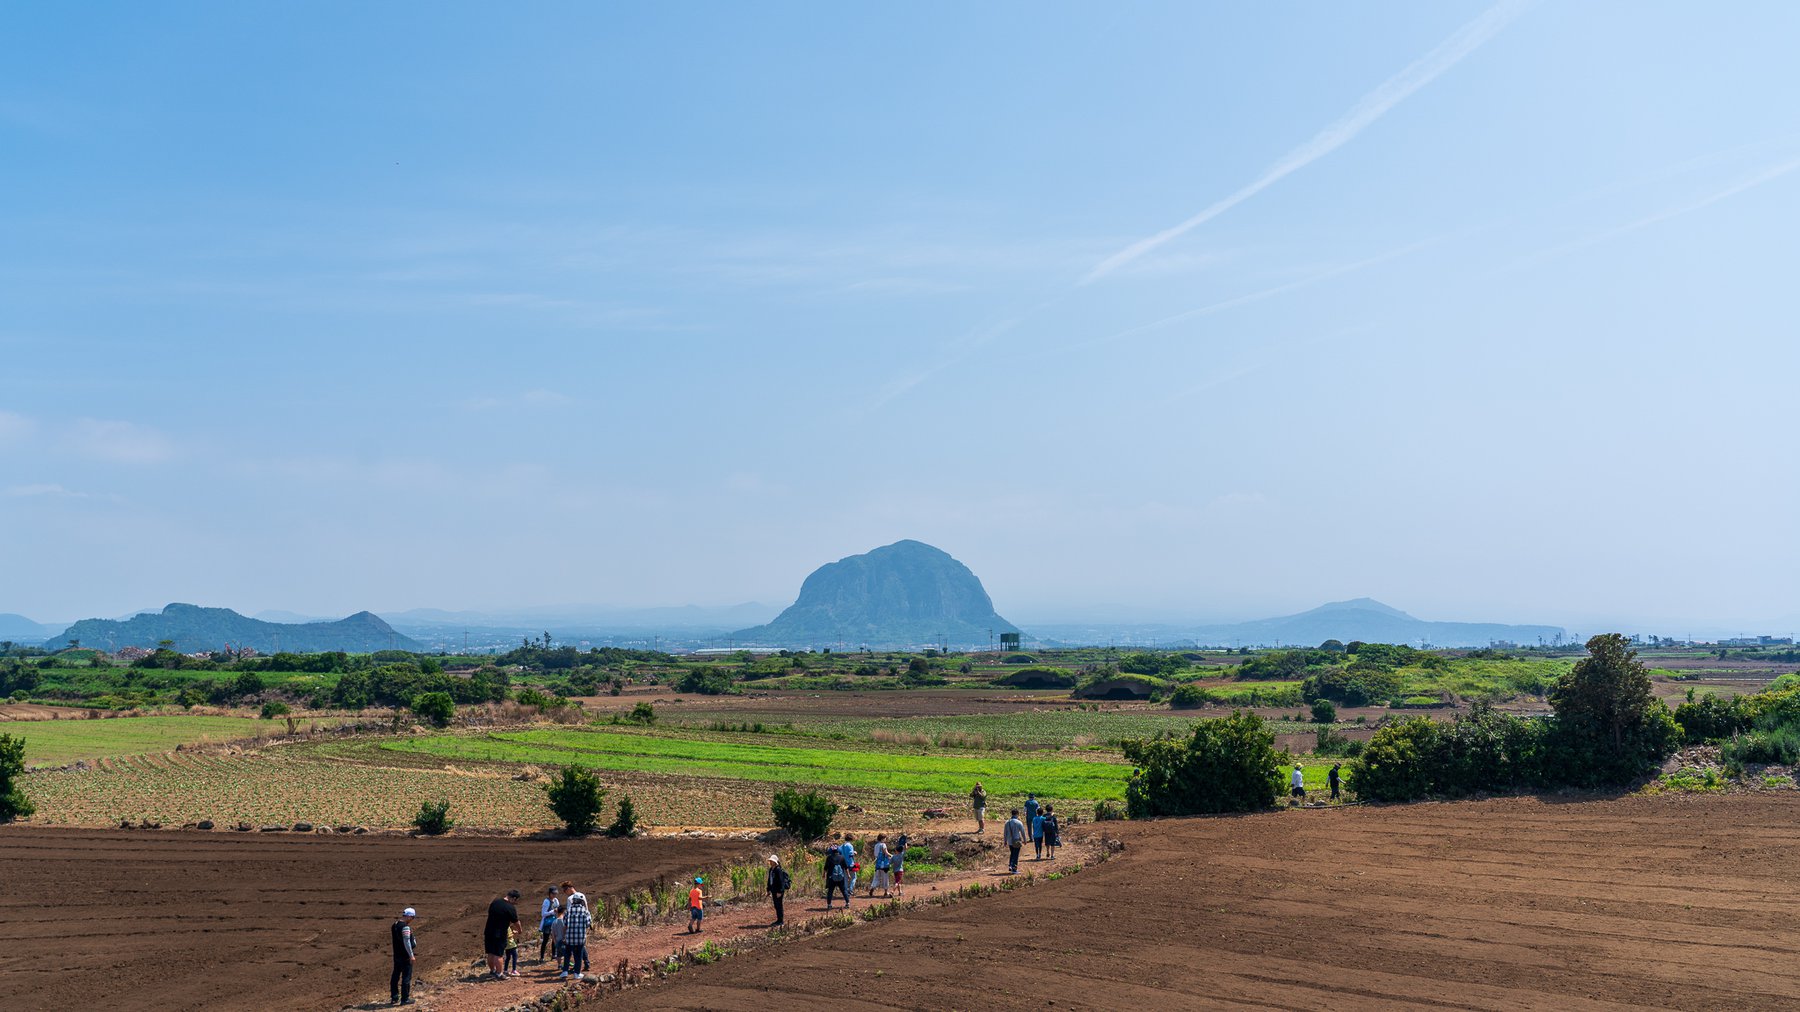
left=0, top=828, right=750, bottom=1012
left=0, top=702, right=92, bottom=721
left=607, top=793, right=1800, bottom=1011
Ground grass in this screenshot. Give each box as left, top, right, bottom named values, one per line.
left=667, top=708, right=1314, bottom=750
left=8, top=715, right=285, bottom=764
left=383, top=726, right=1132, bottom=800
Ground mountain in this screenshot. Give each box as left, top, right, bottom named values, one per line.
left=385, top=602, right=779, bottom=634
left=735, top=540, right=1019, bottom=649
left=0, top=613, right=55, bottom=642
left=1025, top=598, right=1566, bottom=649
left=52, top=603, right=421, bottom=653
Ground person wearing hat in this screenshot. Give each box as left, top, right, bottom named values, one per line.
left=389, top=907, right=418, bottom=1006
left=558, top=894, right=591, bottom=981
left=687, top=877, right=706, bottom=933
left=1291, top=763, right=1306, bottom=802
left=764, top=854, right=790, bottom=926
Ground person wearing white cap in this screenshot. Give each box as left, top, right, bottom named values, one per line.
left=764, top=854, right=790, bottom=926
left=390, top=907, right=418, bottom=1005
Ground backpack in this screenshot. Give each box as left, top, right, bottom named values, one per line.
left=828, top=860, right=844, bottom=882
left=778, top=867, right=792, bottom=892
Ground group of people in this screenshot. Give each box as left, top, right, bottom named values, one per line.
left=1287, top=762, right=1344, bottom=802
left=971, top=783, right=1061, bottom=874
left=818, top=831, right=908, bottom=909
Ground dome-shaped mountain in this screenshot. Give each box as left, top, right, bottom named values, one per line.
left=736, top=540, right=1019, bottom=649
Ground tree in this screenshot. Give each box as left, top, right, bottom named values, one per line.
left=545, top=766, right=608, bottom=835
left=606, top=794, right=639, bottom=838
left=1347, top=717, right=1440, bottom=802
left=411, top=691, right=456, bottom=728
left=259, top=700, right=291, bottom=719
left=0, top=732, right=33, bottom=822
left=627, top=701, right=656, bottom=725
left=1310, top=699, right=1337, bottom=724
left=1547, top=633, right=1679, bottom=785
left=1121, top=711, right=1282, bottom=817
left=413, top=799, right=454, bottom=835
left=771, top=787, right=837, bottom=839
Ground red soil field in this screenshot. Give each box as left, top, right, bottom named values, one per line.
left=612, top=793, right=1800, bottom=1011
left=0, top=829, right=749, bottom=1012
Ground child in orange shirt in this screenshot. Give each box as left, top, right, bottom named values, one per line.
left=686, top=877, right=705, bottom=934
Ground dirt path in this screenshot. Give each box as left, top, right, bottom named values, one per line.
left=406, top=826, right=1090, bottom=1012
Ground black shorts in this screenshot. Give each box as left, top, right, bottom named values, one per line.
left=484, top=934, right=507, bottom=957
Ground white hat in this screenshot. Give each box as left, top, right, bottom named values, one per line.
left=402, top=907, right=416, bottom=917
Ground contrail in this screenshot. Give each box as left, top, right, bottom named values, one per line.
left=1081, top=0, right=1533, bottom=285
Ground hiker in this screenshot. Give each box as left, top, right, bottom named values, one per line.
left=1291, top=764, right=1306, bottom=801
left=766, top=854, right=790, bottom=926
left=869, top=833, right=892, bottom=898
left=889, top=832, right=909, bottom=896
left=1329, top=762, right=1342, bottom=801
left=538, top=886, right=560, bottom=963
left=1003, top=809, right=1026, bottom=874
left=559, top=881, right=589, bottom=973
left=823, top=845, right=851, bottom=908
left=558, top=895, right=591, bottom=981
left=687, top=877, right=706, bottom=934
left=390, top=907, right=417, bottom=1006
left=544, top=903, right=565, bottom=969
left=1024, top=792, right=1039, bottom=827
left=483, top=889, right=521, bottom=981
left=971, top=782, right=988, bottom=832
left=1043, top=805, right=1059, bottom=860
left=839, top=835, right=860, bottom=894
left=1030, top=805, right=1045, bottom=860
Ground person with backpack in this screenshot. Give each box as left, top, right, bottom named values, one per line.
left=1328, top=762, right=1342, bottom=801
left=390, top=907, right=418, bottom=1006
left=889, top=832, right=909, bottom=896
left=765, top=853, right=790, bottom=926
left=537, top=885, right=560, bottom=963
left=823, top=846, right=851, bottom=909
left=1003, top=809, right=1026, bottom=874
left=1030, top=806, right=1046, bottom=860
left=1042, top=805, right=1060, bottom=860
left=970, top=782, right=988, bottom=833
left=557, top=896, right=590, bottom=981
left=869, top=833, right=892, bottom=898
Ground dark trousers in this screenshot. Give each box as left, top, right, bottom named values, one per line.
left=562, top=943, right=587, bottom=973
left=391, top=959, right=412, bottom=1002
left=1033, top=837, right=1043, bottom=858
left=826, top=878, right=850, bottom=906
left=770, top=891, right=785, bottom=923
left=1330, top=781, right=1340, bottom=799
left=1009, top=844, right=1021, bottom=872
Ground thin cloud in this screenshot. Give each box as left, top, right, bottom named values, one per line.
left=64, top=418, right=173, bottom=464
left=0, top=409, right=35, bottom=444
left=1081, top=0, right=1532, bottom=284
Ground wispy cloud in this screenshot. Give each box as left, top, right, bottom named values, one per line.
left=1081, top=0, right=1532, bottom=284
left=0, top=409, right=35, bottom=444
left=63, top=418, right=174, bottom=464
left=3, top=482, right=106, bottom=500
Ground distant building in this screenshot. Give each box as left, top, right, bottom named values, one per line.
left=1717, top=636, right=1793, bottom=647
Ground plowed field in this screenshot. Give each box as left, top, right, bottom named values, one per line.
left=611, top=793, right=1800, bottom=1011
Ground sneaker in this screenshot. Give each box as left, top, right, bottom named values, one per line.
left=573, top=973, right=584, bottom=981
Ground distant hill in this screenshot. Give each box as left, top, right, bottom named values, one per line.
left=0, top=613, right=55, bottom=642
left=736, top=540, right=1019, bottom=649
left=1188, top=598, right=1565, bottom=649
left=53, top=603, right=421, bottom=653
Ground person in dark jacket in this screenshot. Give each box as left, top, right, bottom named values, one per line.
left=765, top=854, right=789, bottom=926
left=390, top=907, right=418, bottom=1005
left=823, top=847, right=851, bottom=909
left=1328, top=763, right=1342, bottom=801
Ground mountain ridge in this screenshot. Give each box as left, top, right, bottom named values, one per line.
left=54, top=603, right=421, bottom=653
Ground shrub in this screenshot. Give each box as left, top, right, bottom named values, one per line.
left=1121, top=710, right=1282, bottom=817
left=1168, top=684, right=1207, bottom=709
left=1313, top=725, right=1363, bottom=758
left=1545, top=633, right=1680, bottom=786
left=412, top=799, right=454, bottom=835
left=607, top=794, right=639, bottom=838
left=627, top=701, right=656, bottom=725
left=544, top=766, right=608, bottom=835
left=1000, top=654, right=1037, bottom=665
left=1721, top=726, right=1800, bottom=766
left=675, top=667, right=735, bottom=695
left=0, top=732, right=32, bottom=822
left=411, top=691, right=455, bottom=728
left=1303, top=665, right=1403, bottom=707
left=1092, top=799, right=1125, bottom=821
left=259, top=700, right=291, bottom=720
left=770, top=787, right=837, bottom=839
left=993, top=667, right=1076, bottom=689
left=1348, top=717, right=1439, bottom=802
left=1310, top=699, right=1337, bottom=724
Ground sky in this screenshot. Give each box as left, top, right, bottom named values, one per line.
left=3, top=1, right=1798, bottom=635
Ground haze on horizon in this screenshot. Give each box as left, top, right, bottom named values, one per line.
left=3, top=2, right=1797, bottom=636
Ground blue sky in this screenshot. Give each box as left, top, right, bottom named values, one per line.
left=3, top=1, right=1797, bottom=634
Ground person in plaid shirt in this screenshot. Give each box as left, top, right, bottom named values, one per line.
left=557, top=896, right=592, bottom=981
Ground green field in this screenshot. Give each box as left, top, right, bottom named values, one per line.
left=384, top=727, right=1133, bottom=800
left=668, top=708, right=1313, bottom=749
left=7, top=716, right=279, bottom=765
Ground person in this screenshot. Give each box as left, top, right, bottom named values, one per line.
left=1291, top=764, right=1306, bottom=801
left=1003, top=809, right=1025, bottom=874
left=687, top=877, right=706, bottom=934
left=537, top=886, right=560, bottom=963
left=544, top=903, right=564, bottom=970
left=889, top=832, right=909, bottom=896
left=823, top=845, right=851, bottom=909
left=869, top=833, right=892, bottom=898
left=971, top=782, right=988, bottom=833
left=1328, top=762, right=1342, bottom=801
left=1042, top=805, right=1059, bottom=860
left=1024, top=792, right=1039, bottom=828
left=558, top=895, right=590, bottom=981
left=765, top=854, right=790, bottom=926
left=503, top=924, right=520, bottom=976
left=1030, top=806, right=1045, bottom=860
left=390, top=907, right=418, bottom=1006
left=483, top=889, right=521, bottom=981
left=559, top=881, right=589, bottom=973
left=838, top=836, right=859, bottom=895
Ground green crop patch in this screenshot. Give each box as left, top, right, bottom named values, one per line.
left=383, top=727, right=1132, bottom=800
left=13, top=715, right=284, bottom=765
